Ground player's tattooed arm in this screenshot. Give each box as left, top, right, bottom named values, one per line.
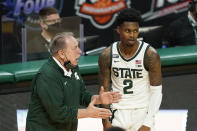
left=145, top=46, right=162, bottom=86
left=99, top=47, right=113, bottom=130
left=98, top=47, right=111, bottom=91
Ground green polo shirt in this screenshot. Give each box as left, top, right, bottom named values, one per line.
left=26, top=56, right=93, bottom=131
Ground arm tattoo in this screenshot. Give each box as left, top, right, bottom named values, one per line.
left=98, top=47, right=111, bottom=91
left=145, top=47, right=162, bottom=86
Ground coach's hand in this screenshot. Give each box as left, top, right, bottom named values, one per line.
left=99, top=86, right=122, bottom=104
left=138, top=125, right=150, bottom=131
left=87, top=98, right=112, bottom=119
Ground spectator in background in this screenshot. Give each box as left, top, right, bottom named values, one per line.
left=38, top=7, right=61, bottom=52
left=26, top=7, right=61, bottom=60
left=162, top=0, right=197, bottom=47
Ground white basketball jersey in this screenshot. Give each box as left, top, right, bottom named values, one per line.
left=111, top=41, right=150, bottom=109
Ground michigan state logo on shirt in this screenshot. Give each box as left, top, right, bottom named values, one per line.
left=74, top=72, right=80, bottom=80
left=75, top=0, right=130, bottom=29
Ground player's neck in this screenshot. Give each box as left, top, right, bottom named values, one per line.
left=119, top=41, right=139, bottom=58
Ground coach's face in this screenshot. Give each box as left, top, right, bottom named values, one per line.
left=63, top=36, right=82, bottom=66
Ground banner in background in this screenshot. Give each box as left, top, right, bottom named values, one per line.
left=75, top=0, right=190, bottom=29
left=2, top=0, right=191, bottom=29
left=142, top=0, right=190, bottom=21
left=75, top=0, right=131, bottom=29
left=3, top=0, right=64, bottom=29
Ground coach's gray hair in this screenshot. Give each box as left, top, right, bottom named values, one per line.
left=49, top=32, right=74, bottom=56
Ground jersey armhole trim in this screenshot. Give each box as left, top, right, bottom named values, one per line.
left=144, top=44, right=151, bottom=71
left=110, top=44, right=113, bottom=68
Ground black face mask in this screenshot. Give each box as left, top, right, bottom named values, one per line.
left=46, top=22, right=64, bottom=36
left=64, top=61, right=77, bottom=70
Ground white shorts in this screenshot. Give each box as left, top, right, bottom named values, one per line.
left=111, top=108, right=154, bottom=131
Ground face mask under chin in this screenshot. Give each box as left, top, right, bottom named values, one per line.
left=64, top=61, right=77, bottom=70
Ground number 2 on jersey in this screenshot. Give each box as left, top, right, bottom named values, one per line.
left=123, top=79, right=133, bottom=94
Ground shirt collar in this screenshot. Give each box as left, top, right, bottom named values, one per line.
left=188, top=11, right=197, bottom=27
left=52, top=57, right=72, bottom=77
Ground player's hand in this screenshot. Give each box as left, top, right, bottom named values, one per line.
left=87, top=98, right=112, bottom=119
left=138, top=125, right=150, bottom=131
left=99, top=86, right=122, bottom=104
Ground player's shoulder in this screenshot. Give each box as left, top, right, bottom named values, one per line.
left=99, top=45, right=112, bottom=67
left=100, top=41, right=119, bottom=59
left=145, top=44, right=160, bottom=64
left=141, top=41, right=157, bottom=54
left=100, top=46, right=111, bottom=59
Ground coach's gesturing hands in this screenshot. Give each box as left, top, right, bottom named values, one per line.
left=93, top=86, right=122, bottom=105
left=87, top=98, right=112, bottom=119
left=77, top=86, right=121, bottom=119
left=77, top=98, right=112, bottom=119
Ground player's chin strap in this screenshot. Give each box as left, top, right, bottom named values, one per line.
left=143, top=85, right=162, bottom=128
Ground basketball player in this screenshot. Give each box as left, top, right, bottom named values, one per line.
left=98, top=8, right=162, bottom=131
